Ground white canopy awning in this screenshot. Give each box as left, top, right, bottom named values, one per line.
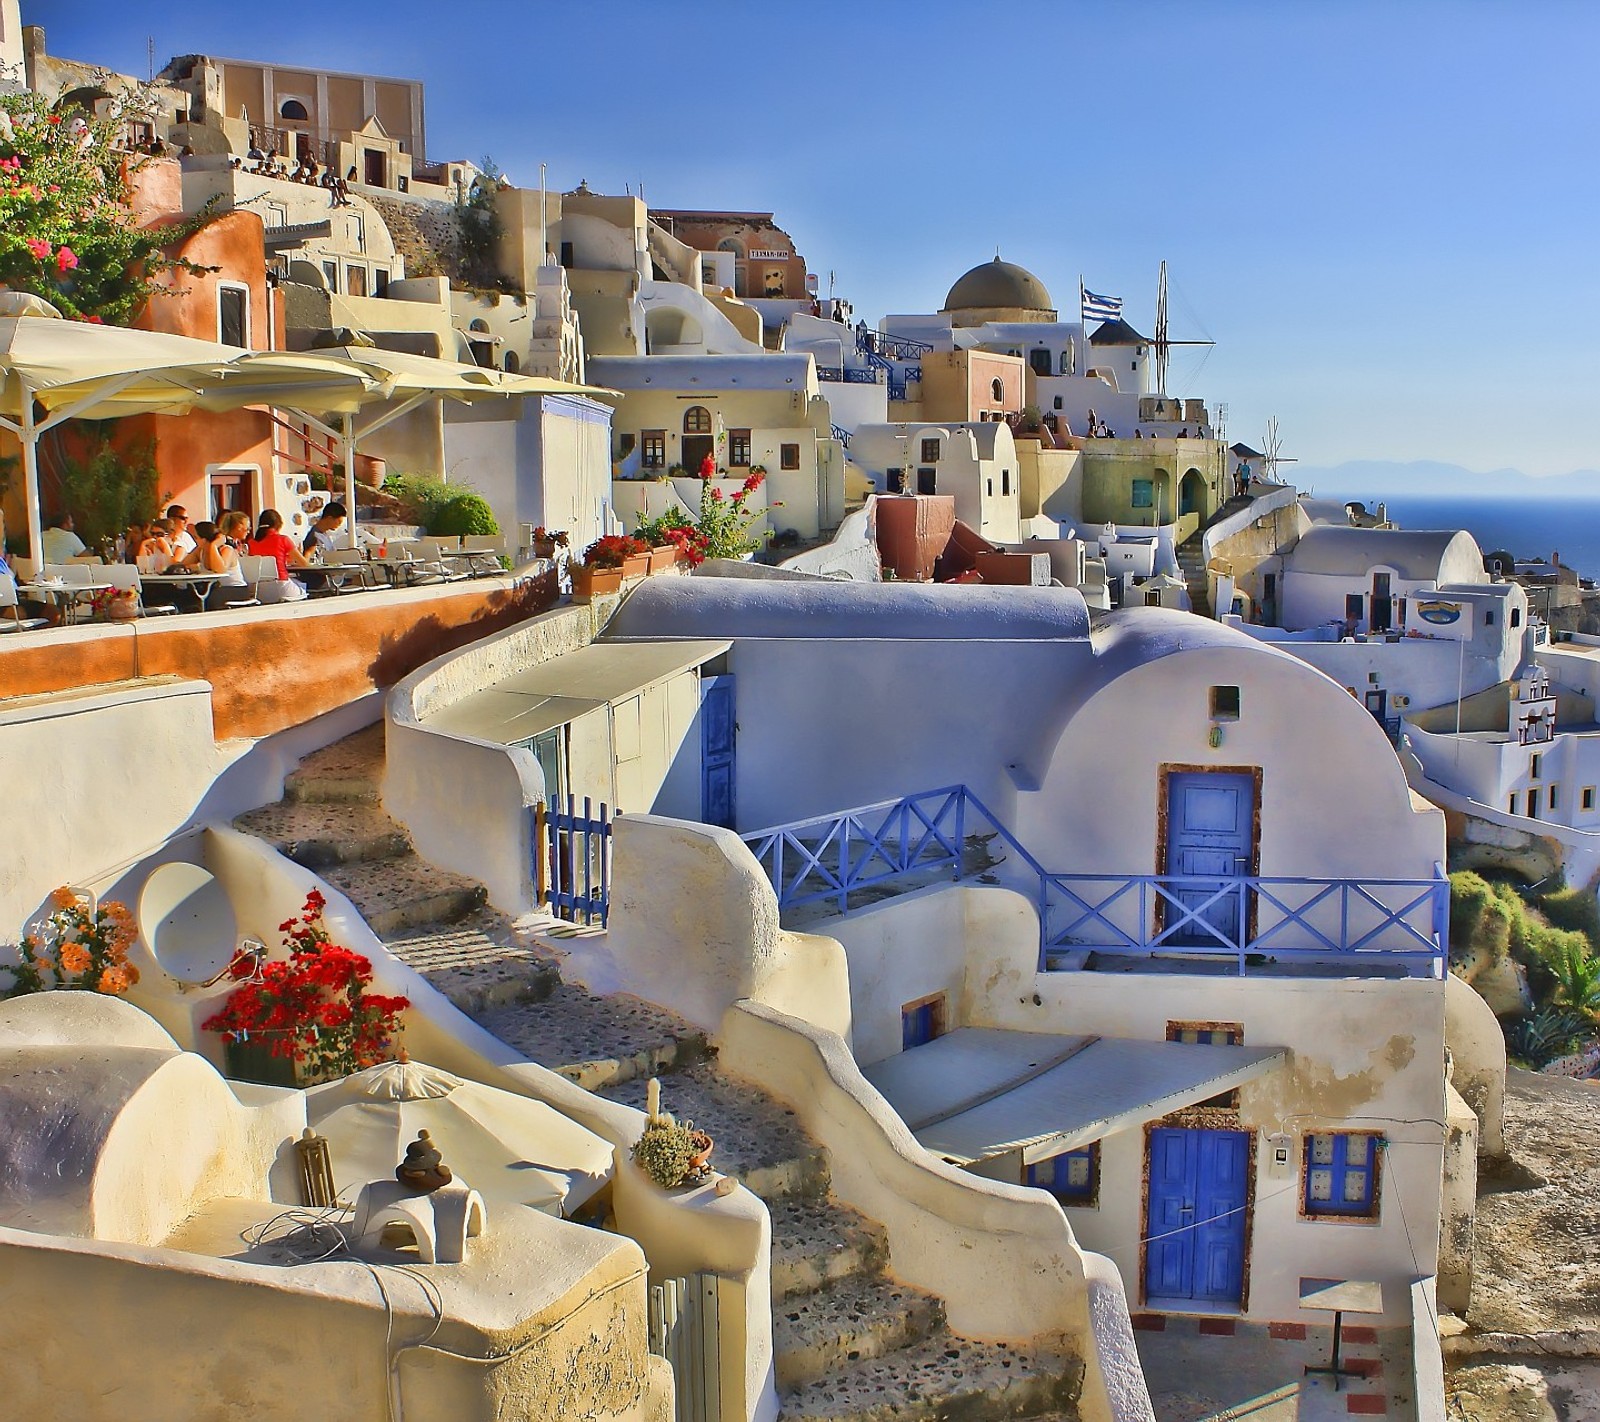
left=864, top=1028, right=1287, bottom=1166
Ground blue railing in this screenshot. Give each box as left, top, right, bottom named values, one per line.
left=857, top=328, right=933, bottom=360
left=740, top=785, right=1447, bottom=977
left=816, top=366, right=883, bottom=385
left=830, top=423, right=852, bottom=448
left=538, top=795, right=612, bottom=926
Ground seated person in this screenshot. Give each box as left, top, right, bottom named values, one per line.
left=41, top=513, right=87, bottom=563
left=181, top=519, right=251, bottom=606
left=137, top=519, right=176, bottom=571
left=166, top=504, right=198, bottom=557
left=302, top=502, right=348, bottom=560
left=246, top=508, right=310, bottom=602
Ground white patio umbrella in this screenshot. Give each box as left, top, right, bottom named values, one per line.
left=0, top=296, right=379, bottom=560
left=303, top=1059, right=614, bottom=1217
left=281, top=336, right=616, bottom=548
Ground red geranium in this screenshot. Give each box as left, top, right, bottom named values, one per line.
left=203, top=889, right=408, bottom=1083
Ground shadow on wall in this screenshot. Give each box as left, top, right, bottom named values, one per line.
left=366, top=568, right=559, bottom=687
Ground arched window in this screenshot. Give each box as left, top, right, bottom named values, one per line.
left=503, top=351, right=520, bottom=374
left=716, top=237, right=744, bottom=257
left=991, top=378, right=1004, bottom=402
left=683, top=406, right=712, bottom=434
left=279, top=99, right=310, bottom=121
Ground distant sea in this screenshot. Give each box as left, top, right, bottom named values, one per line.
left=1312, top=492, right=1600, bottom=581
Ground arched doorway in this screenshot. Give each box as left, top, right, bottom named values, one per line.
left=1180, top=468, right=1206, bottom=517
left=682, top=405, right=714, bottom=473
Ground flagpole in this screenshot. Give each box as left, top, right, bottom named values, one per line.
left=1078, top=276, right=1085, bottom=330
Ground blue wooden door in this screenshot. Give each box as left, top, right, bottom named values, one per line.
left=1165, top=772, right=1253, bottom=947
left=1144, top=1127, right=1250, bottom=1307
left=701, top=675, right=737, bottom=828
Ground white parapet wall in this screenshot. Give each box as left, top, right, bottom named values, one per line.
left=385, top=599, right=609, bottom=914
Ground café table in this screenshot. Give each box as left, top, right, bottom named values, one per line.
left=140, top=570, right=228, bottom=611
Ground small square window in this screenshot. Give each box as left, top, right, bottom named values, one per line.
left=780, top=442, right=800, bottom=471
left=1210, top=686, right=1241, bottom=721
left=641, top=430, right=667, bottom=469
left=986, top=478, right=993, bottom=496
left=1485, top=609, right=1496, bottom=627
left=1583, top=787, right=1596, bottom=811
left=1303, top=1131, right=1381, bottom=1218
left=1131, top=479, right=1153, bottom=509
left=729, top=429, right=752, bottom=467
left=1511, top=607, right=1522, bottom=627
left=920, top=437, right=941, bottom=463
left=901, top=994, right=946, bottom=1051
left=1027, top=1144, right=1099, bottom=1205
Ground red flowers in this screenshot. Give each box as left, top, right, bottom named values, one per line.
left=203, top=889, right=408, bottom=1082
left=581, top=533, right=650, bottom=569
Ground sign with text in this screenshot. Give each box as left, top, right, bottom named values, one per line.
left=748, top=248, right=790, bottom=261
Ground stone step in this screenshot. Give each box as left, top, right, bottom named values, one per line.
left=475, top=984, right=710, bottom=1090
left=284, top=723, right=386, bottom=803
left=232, top=800, right=410, bottom=869
left=381, top=914, right=561, bottom=1014
left=320, top=853, right=486, bottom=938
left=770, top=1194, right=888, bottom=1301
left=779, top=1331, right=1082, bottom=1421
left=598, top=1062, right=828, bottom=1201
left=775, top=1276, right=944, bottom=1390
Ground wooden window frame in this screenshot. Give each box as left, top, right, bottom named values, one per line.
left=1300, top=1131, right=1383, bottom=1222
left=920, top=437, right=941, bottom=463
left=728, top=429, right=752, bottom=467
left=780, top=442, right=801, bottom=471
left=641, top=430, right=667, bottom=469
left=900, top=992, right=946, bottom=1051
left=683, top=405, right=713, bottom=435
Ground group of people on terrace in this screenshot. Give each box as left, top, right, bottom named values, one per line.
left=237, top=140, right=353, bottom=205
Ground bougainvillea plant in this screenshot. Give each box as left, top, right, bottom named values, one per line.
left=0, top=84, right=209, bottom=324
left=3, top=886, right=140, bottom=997
left=693, top=469, right=771, bottom=560
left=202, top=888, right=409, bottom=1084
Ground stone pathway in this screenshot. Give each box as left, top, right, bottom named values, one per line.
left=233, top=721, right=1085, bottom=1422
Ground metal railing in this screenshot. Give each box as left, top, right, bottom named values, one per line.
left=815, top=366, right=883, bottom=385
left=536, top=795, right=612, bottom=926
left=830, top=423, right=853, bottom=448
left=740, top=785, right=1447, bottom=977
left=857, top=328, right=934, bottom=360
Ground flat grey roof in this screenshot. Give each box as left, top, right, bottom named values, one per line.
left=864, top=1028, right=1286, bottom=1165
left=421, top=639, right=728, bottom=746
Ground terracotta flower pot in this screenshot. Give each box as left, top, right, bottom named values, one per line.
left=571, top=563, right=624, bottom=603
left=647, top=545, right=677, bottom=574
left=533, top=538, right=558, bottom=560
left=622, top=552, right=651, bottom=580
left=687, top=1130, right=714, bottom=1176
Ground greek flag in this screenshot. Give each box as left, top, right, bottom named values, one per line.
left=1081, top=286, right=1123, bottom=322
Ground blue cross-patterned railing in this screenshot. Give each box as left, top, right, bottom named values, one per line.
left=739, top=785, right=1447, bottom=977
left=537, top=795, right=612, bottom=927
left=830, top=424, right=852, bottom=448
left=856, top=328, right=934, bottom=360
left=815, top=366, right=883, bottom=386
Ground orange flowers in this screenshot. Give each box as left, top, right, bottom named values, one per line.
left=4, top=888, right=139, bottom=999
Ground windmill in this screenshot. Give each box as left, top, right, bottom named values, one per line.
left=1260, top=417, right=1297, bottom=484
left=1151, top=261, right=1215, bottom=399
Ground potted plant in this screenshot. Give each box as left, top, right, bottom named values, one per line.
left=530, top=526, right=568, bottom=560
left=3, top=887, right=140, bottom=999
left=634, top=512, right=691, bottom=573
left=632, top=1079, right=714, bottom=1189
left=201, top=889, right=410, bottom=1087
left=572, top=534, right=642, bottom=601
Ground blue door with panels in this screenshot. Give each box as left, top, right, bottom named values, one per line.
left=701, top=675, right=737, bottom=829
left=1165, top=772, right=1254, bottom=947
left=1144, top=1127, right=1251, bottom=1307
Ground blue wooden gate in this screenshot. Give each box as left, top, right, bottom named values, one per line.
left=1144, top=1127, right=1251, bottom=1307
left=539, top=795, right=612, bottom=926
left=1165, top=772, right=1254, bottom=946
left=701, top=675, right=737, bottom=829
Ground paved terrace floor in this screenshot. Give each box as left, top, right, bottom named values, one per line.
left=1133, top=1314, right=1414, bottom=1421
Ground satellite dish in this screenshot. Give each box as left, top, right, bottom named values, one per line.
left=138, top=862, right=238, bottom=984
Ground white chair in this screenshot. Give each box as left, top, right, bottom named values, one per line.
left=0, top=572, right=48, bottom=631
left=67, top=553, right=105, bottom=565
left=325, top=547, right=375, bottom=591
left=461, top=534, right=507, bottom=576
left=102, top=564, right=177, bottom=617
left=10, top=555, right=35, bottom=583
left=242, top=555, right=306, bottom=604
left=422, top=538, right=469, bottom=579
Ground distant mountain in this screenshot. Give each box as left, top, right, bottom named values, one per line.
left=1291, top=460, right=1600, bottom=500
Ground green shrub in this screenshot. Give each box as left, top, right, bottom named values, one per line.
left=632, top=1118, right=697, bottom=1189
left=382, top=471, right=452, bottom=527
left=54, top=435, right=163, bottom=550
left=1532, top=882, right=1600, bottom=943
left=432, top=492, right=498, bottom=537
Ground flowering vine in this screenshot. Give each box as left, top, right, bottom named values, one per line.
left=0, top=85, right=210, bottom=324
left=4, top=887, right=140, bottom=997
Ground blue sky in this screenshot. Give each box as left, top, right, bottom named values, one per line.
left=34, top=0, right=1600, bottom=477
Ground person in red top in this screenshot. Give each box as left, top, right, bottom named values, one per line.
left=698, top=451, right=717, bottom=479
left=246, top=508, right=311, bottom=601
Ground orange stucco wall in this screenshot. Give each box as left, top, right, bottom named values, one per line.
left=0, top=574, right=558, bottom=740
